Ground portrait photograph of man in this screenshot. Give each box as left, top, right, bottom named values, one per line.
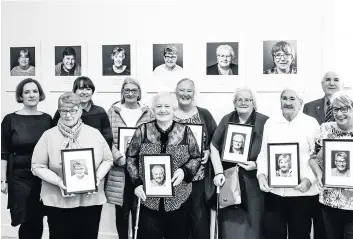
left=263, top=40, right=297, bottom=74
left=153, top=44, right=184, bottom=76
left=206, top=42, right=239, bottom=75
left=149, top=164, right=166, bottom=187
left=229, top=132, right=246, bottom=155
left=102, top=44, right=131, bottom=76
left=275, top=153, right=292, bottom=177
left=331, top=151, right=350, bottom=177
left=55, top=46, right=82, bottom=76
left=10, top=47, right=36, bottom=76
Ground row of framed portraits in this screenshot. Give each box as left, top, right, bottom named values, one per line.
left=4, top=39, right=302, bottom=92
left=60, top=124, right=353, bottom=196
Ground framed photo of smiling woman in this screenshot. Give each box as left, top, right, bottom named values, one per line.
left=206, top=42, right=239, bottom=75
left=323, top=139, right=353, bottom=188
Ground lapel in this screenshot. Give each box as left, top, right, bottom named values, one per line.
left=316, top=97, right=325, bottom=124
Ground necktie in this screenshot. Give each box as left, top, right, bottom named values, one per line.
left=325, top=100, right=332, bottom=122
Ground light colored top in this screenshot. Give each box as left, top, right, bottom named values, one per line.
left=331, top=168, right=350, bottom=177
left=153, top=64, right=184, bottom=76
left=257, top=112, right=320, bottom=197
left=31, top=124, right=113, bottom=208
left=10, top=65, right=35, bottom=76
left=120, top=105, right=143, bottom=127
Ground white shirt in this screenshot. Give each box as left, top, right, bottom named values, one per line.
left=120, top=106, right=143, bottom=127
left=257, top=112, right=320, bottom=197
left=153, top=64, right=184, bottom=76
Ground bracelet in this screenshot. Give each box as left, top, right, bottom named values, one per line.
left=214, top=172, right=224, bottom=177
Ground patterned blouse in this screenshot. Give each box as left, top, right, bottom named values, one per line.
left=174, top=113, right=206, bottom=181
left=126, top=120, right=201, bottom=211
left=311, top=122, right=353, bottom=210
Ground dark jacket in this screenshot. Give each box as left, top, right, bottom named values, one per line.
left=207, top=63, right=238, bottom=75
left=303, top=97, right=326, bottom=125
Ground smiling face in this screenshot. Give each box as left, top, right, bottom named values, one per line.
left=234, top=90, right=254, bottom=114
left=113, top=52, right=125, bottom=67
left=335, top=156, right=347, bottom=172
left=18, top=51, right=30, bottom=68
left=321, top=72, right=343, bottom=97
left=164, top=52, right=177, bottom=70
left=217, top=48, right=232, bottom=68
left=153, top=95, right=175, bottom=123
left=21, top=82, right=40, bottom=107
left=74, top=81, right=93, bottom=104
left=333, top=100, right=353, bottom=128
left=273, top=50, right=294, bottom=72
left=232, top=134, right=244, bottom=150
left=280, top=90, right=301, bottom=116
left=74, top=164, right=85, bottom=178
left=152, top=166, right=165, bottom=184
left=62, top=55, right=76, bottom=71
left=59, top=105, right=82, bottom=127
left=278, top=155, right=291, bottom=172
left=176, top=80, right=195, bottom=106
left=123, top=83, right=139, bottom=104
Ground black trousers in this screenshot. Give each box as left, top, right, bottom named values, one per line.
left=264, top=193, right=313, bottom=239
left=322, top=204, right=353, bottom=239
left=187, top=179, right=210, bottom=239
left=137, top=202, right=188, bottom=239
left=115, top=176, right=134, bottom=239
left=18, top=215, right=43, bottom=239
left=310, top=195, right=327, bottom=239
left=46, top=205, right=103, bottom=239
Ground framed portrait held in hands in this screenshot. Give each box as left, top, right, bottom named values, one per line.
left=61, top=148, right=97, bottom=195
left=118, top=127, right=137, bottom=157
left=267, top=143, right=300, bottom=188
left=323, top=139, right=353, bottom=189
left=221, top=123, right=254, bottom=163
left=183, top=123, right=204, bottom=155
left=142, top=154, right=173, bottom=197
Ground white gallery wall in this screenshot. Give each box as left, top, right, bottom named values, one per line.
left=1, top=0, right=352, bottom=238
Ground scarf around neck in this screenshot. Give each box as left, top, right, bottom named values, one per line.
left=57, top=118, right=83, bottom=149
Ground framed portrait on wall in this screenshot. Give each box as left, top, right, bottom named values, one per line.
left=184, top=123, right=204, bottom=154
left=118, top=127, right=137, bottom=157
left=206, top=42, right=239, bottom=76
left=267, top=143, right=300, bottom=188
left=221, top=123, right=254, bottom=163
left=142, top=154, right=173, bottom=197
left=323, top=139, right=353, bottom=188
left=61, top=148, right=97, bottom=195
left=152, top=43, right=184, bottom=77
left=102, top=44, right=131, bottom=76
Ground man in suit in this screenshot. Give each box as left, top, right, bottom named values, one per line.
left=302, top=71, right=343, bottom=239
left=303, top=71, right=343, bottom=125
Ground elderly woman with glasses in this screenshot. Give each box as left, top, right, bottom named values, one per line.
left=173, top=78, right=217, bottom=239
left=31, top=92, right=113, bottom=239
left=126, top=92, right=201, bottom=239
left=309, top=91, right=353, bottom=239
left=105, top=77, right=154, bottom=239
left=207, top=44, right=238, bottom=75
left=211, top=88, right=269, bottom=239
left=263, top=41, right=297, bottom=74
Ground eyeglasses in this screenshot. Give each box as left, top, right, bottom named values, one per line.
left=123, top=89, right=139, bottom=95
left=165, top=55, right=177, bottom=60
left=274, top=53, right=292, bottom=59
left=59, top=109, right=79, bottom=116
left=335, top=160, right=347, bottom=164
left=218, top=55, right=232, bottom=59
left=332, top=106, right=350, bottom=114
left=236, top=98, right=253, bottom=104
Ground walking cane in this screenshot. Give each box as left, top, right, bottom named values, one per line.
left=214, top=186, right=220, bottom=239
left=134, top=198, right=141, bottom=239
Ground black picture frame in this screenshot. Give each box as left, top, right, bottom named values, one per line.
left=117, top=127, right=137, bottom=157
left=141, top=154, right=174, bottom=198
left=323, top=139, right=353, bottom=188
left=267, top=143, right=300, bottom=188
left=183, top=123, right=204, bottom=156
left=61, top=148, right=97, bottom=195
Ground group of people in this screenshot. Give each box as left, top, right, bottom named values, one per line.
left=1, top=71, right=352, bottom=239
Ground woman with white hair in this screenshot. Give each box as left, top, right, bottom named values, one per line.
left=309, top=91, right=353, bottom=239
left=257, top=88, right=320, bottom=239
left=126, top=91, right=202, bottom=239
left=211, top=88, right=269, bottom=239
left=207, top=44, right=238, bottom=75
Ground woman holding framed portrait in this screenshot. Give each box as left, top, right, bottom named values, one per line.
left=31, top=92, right=113, bottom=239
left=309, top=91, right=353, bottom=239
left=210, top=88, right=269, bottom=239
left=173, top=78, right=217, bottom=239
left=105, top=77, right=154, bottom=239
left=126, top=92, right=202, bottom=239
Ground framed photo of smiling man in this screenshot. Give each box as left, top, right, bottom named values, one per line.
left=323, top=139, right=353, bottom=188
left=263, top=40, right=297, bottom=75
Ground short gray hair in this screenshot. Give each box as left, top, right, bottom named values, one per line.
left=151, top=91, right=177, bottom=110
left=233, top=88, right=258, bottom=111
left=280, top=88, right=304, bottom=106
left=58, top=92, right=81, bottom=109
left=331, top=90, right=353, bottom=108
left=216, top=45, right=235, bottom=59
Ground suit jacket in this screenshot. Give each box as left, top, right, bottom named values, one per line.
left=303, top=97, right=326, bottom=125
left=207, top=63, right=238, bottom=75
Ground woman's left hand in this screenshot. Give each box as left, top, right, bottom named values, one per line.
left=294, top=178, right=312, bottom=193
left=237, top=161, right=257, bottom=171
left=201, top=150, right=210, bottom=164
left=172, top=168, right=185, bottom=186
